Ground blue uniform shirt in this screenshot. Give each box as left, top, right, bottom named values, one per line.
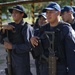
left=6, top=20, right=33, bottom=75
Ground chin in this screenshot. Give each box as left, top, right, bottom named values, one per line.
left=13, top=19, right=17, bottom=22
left=49, top=20, right=53, bottom=23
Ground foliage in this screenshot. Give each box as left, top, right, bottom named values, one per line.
left=1, top=0, right=75, bottom=22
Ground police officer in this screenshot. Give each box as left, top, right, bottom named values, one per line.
left=2, top=5, right=33, bottom=75
left=33, top=12, right=47, bottom=75
left=34, top=12, right=47, bottom=36
left=61, top=6, right=75, bottom=30
left=30, top=2, right=75, bottom=75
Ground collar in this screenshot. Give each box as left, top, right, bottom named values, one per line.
left=15, top=19, right=25, bottom=26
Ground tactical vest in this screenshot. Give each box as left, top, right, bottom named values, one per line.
left=8, top=22, right=27, bottom=44
left=40, top=21, right=69, bottom=63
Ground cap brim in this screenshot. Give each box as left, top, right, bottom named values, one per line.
left=8, top=8, right=27, bottom=18
left=42, top=15, right=46, bottom=19
left=38, top=14, right=46, bottom=19
left=23, top=13, right=27, bottom=18
left=43, top=8, right=54, bottom=12
left=38, top=13, right=46, bottom=19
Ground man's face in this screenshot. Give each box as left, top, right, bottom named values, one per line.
left=11, top=10, right=24, bottom=22
left=46, top=10, right=58, bottom=23
left=61, top=11, right=70, bottom=22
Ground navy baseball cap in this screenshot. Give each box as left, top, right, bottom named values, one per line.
left=72, top=6, right=75, bottom=12
left=72, top=6, right=75, bottom=17
left=61, top=6, right=74, bottom=14
left=43, top=2, right=61, bottom=12
left=8, top=5, right=27, bottom=18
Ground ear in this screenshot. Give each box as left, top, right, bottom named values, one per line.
left=22, top=13, right=24, bottom=17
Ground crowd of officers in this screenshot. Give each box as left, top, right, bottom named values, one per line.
left=0, top=1, right=75, bottom=75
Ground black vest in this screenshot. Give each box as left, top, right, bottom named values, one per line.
left=40, top=21, right=69, bottom=63
left=8, top=22, right=27, bottom=44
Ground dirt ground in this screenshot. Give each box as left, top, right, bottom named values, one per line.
left=0, top=44, right=6, bottom=75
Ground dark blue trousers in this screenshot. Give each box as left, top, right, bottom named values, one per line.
left=12, top=65, right=32, bottom=75
left=35, top=58, right=40, bottom=75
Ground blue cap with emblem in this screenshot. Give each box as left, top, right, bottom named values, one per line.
left=43, top=2, right=61, bottom=12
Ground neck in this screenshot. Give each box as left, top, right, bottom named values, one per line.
left=15, top=18, right=23, bottom=24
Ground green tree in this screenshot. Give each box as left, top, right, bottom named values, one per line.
left=1, top=0, right=75, bottom=22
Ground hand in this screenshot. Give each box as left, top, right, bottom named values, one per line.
left=2, top=25, right=15, bottom=30
left=2, top=25, right=15, bottom=33
left=4, top=42, right=12, bottom=50
left=30, top=36, right=39, bottom=47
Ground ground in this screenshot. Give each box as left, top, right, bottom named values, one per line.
left=0, top=44, right=36, bottom=75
